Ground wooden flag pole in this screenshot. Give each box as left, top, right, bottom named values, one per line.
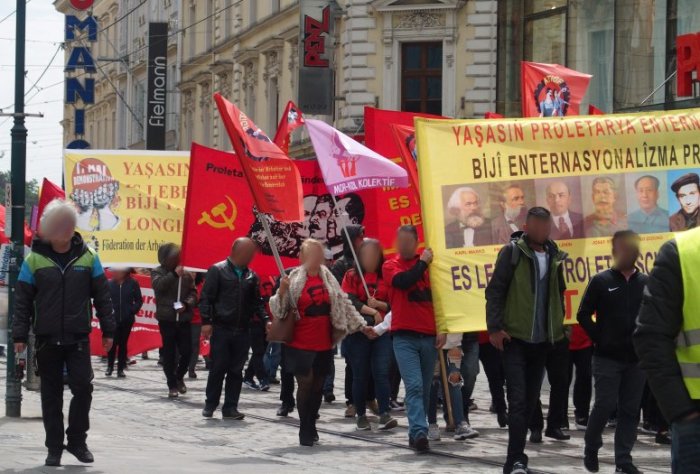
left=256, top=209, right=286, bottom=276
left=438, top=349, right=456, bottom=430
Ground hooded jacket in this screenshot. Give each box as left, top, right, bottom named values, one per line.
left=13, top=233, right=115, bottom=344
left=486, top=231, right=567, bottom=344
left=150, top=243, right=197, bottom=323
left=108, top=275, right=143, bottom=327
left=330, top=224, right=364, bottom=284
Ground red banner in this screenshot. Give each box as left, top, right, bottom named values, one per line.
left=520, top=61, right=592, bottom=118
left=390, top=123, right=420, bottom=199
left=363, top=107, right=440, bottom=249
left=588, top=104, right=604, bottom=115
left=214, top=93, right=303, bottom=222
left=181, top=143, right=369, bottom=280
left=273, top=101, right=305, bottom=154
left=89, top=273, right=162, bottom=357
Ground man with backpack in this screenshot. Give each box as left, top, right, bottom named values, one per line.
left=486, top=207, right=568, bottom=474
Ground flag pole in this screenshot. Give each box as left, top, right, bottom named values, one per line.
left=329, top=193, right=370, bottom=299
left=256, top=209, right=286, bottom=276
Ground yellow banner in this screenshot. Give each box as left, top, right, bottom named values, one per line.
left=63, top=150, right=190, bottom=267
left=415, top=109, right=700, bottom=333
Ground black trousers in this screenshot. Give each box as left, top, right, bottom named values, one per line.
left=243, top=324, right=268, bottom=383
left=479, top=342, right=507, bottom=414
left=280, top=345, right=296, bottom=408
left=107, top=322, right=133, bottom=372
left=205, top=327, right=250, bottom=410
left=159, top=320, right=192, bottom=389
left=36, top=340, right=93, bottom=451
left=530, top=338, right=570, bottom=431
left=569, top=346, right=593, bottom=420
left=502, top=339, right=548, bottom=472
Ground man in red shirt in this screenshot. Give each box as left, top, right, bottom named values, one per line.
left=383, top=225, right=445, bottom=453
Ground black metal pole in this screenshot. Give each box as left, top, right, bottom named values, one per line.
left=6, top=0, right=27, bottom=418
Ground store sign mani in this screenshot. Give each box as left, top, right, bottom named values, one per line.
left=677, top=32, right=700, bottom=97
left=64, top=0, right=97, bottom=149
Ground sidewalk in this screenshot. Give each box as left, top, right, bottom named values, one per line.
left=0, top=353, right=671, bottom=473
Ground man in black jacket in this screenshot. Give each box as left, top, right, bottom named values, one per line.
left=577, top=230, right=646, bottom=474
left=14, top=200, right=115, bottom=467
left=106, top=268, right=143, bottom=377
left=200, top=237, right=268, bottom=420
left=151, top=243, right=198, bottom=398
left=634, top=227, right=700, bottom=474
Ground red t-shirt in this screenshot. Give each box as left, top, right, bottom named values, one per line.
left=382, top=255, right=436, bottom=336
left=569, top=323, right=593, bottom=351
left=341, top=270, right=389, bottom=317
left=289, top=275, right=333, bottom=351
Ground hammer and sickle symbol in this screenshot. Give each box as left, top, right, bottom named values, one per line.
left=197, top=196, right=237, bottom=230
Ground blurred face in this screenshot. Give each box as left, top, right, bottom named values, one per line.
left=524, top=217, right=552, bottom=246
left=613, top=236, right=640, bottom=270
left=635, top=178, right=659, bottom=212
left=359, top=243, right=382, bottom=273
left=503, top=187, right=525, bottom=212
left=458, top=191, right=480, bottom=223
left=396, top=231, right=418, bottom=259
left=44, top=211, right=76, bottom=245
left=592, top=181, right=616, bottom=216
left=301, top=243, right=324, bottom=272
left=164, top=251, right=180, bottom=271
left=677, top=183, right=700, bottom=215
left=546, top=182, right=571, bottom=216
left=232, top=238, right=257, bottom=267
left=111, top=269, right=129, bottom=281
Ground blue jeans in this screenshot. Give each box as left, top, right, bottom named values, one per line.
left=393, top=332, right=438, bottom=440
left=264, top=342, right=282, bottom=380
left=428, top=350, right=465, bottom=426
left=672, top=417, right=700, bottom=473
left=344, top=332, right=392, bottom=416
left=461, top=339, right=480, bottom=417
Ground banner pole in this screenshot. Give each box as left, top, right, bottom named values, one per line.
left=256, top=210, right=286, bottom=277
left=438, top=349, right=456, bottom=430
left=329, top=193, right=370, bottom=299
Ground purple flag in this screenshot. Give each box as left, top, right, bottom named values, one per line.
left=305, top=119, right=409, bottom=196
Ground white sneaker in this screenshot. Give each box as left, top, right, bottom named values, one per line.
left=453, top=422, right=480, bottom=440
left=428, top=423, right=441, bottom=441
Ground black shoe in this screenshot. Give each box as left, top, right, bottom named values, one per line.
left=105, top=368, right=113, bottom=377
left=489, top=402, right=497, bottom=414
left=270, top=377, right=280, bottom=385
left=584, top=449, right=599, bottom=472
left=655, top=431, right=671, bottom=445
left=497, top=411, right=508, bottom=428
left=243, top=379, right=260, bottom=390
left=66, top=445, right=94, bottom=464
left=615, top=464, right=641, bottom=474
left=188, top=371, right=197, bottom=379
left=529, top=430, right=542, bottom=443
left=413, top=433, right=430, bottom=453
left=222, top=409, right=245, bottom=420
left=575, top=416, right=588, bottom=430
left=117, top=370, right=126, bottom=378
left=299, top=433, right=314, bottom=447
left=202, top=406, right=215, bottom=418
left=277, top=404, right=293, bottom=417
left=510, top=461, right=529, bottom=473
left=45, top=449, right=62, bottom=467
left=545, top=427, right=571, bottom=441
left=177, top=379, right=187, bottom=394
left=324, top=392, right=336, bottom=404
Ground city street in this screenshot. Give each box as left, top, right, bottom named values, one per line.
left=1, top=353, right=671, bottom=474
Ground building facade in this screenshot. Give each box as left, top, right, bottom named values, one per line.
left=56, top=0, right=700, bottom=152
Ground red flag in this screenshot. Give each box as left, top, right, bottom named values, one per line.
left=485, top=112, right=504, bottom=119
left=273, top=101, right=305, bottom=154
left=390, top=124, right=420, bottom=200
left=0, top=205, right=32, bottom=246
left=588, top=104, right=604, bottom=115
left=521, top=61, right=592, bottom=117
left=37, top=178, right=65, bottom=223
left=214, top=93, right=303, bottom=222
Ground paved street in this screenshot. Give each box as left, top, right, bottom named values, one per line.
left=0, top=353, right=671, bottom=474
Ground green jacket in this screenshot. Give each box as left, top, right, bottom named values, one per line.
left=486, top=233, right=567, bottom=343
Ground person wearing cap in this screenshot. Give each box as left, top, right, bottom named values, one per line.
left=151, top=243, right=198, bottom=398
left=669, top=173, right=700, bottom=231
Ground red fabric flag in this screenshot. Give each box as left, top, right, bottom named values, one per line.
left=0, top=205, right=33, bottom=246
left=273, top=101, right=305, bottom=154
left=485, top=112, right=504, bottom=119
left=37, top=178, right=66, bottom=221
left=214, top=93, right=303, bottom=222
left=521, top=61, right=592, bottom=117
left=390, top=124, right=420, bottom=200
left=588, top=104, right=604, bottom=115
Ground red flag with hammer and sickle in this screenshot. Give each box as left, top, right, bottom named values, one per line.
left=214, top=93, right=304, bottom=223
